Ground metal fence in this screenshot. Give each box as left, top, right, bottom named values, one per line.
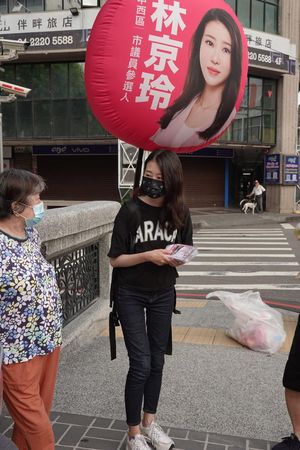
left=49, top=243, right=100, bottom=326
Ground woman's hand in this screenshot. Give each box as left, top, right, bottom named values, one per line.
left=167, top=258, right=183, bottom=267
left=146, top=249, right=173, bottom=266
left=110, top=249, right=184, bottom=268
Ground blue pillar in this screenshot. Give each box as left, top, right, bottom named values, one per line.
left=224, top=158, right=229, bottom=208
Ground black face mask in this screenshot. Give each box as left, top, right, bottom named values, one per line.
left=142, top=176, right=165, bottom=199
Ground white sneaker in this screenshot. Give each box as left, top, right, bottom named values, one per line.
left=126, top=434, right=152, bottom=450
left=141, top=422, right=174, bottom=450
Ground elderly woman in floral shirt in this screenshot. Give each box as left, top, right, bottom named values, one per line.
left=0, top=169, right=62, bottom=450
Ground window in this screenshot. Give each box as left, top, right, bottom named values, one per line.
left=64, top=0, right=80, bottom=8
left=8, top=0, right=20, bottom=12
left=220, top=76, right=277, bottom=145
left=32, top=64, right=50, bottom=99
left=27, top=0, right=44, bottom=11
left=226, top=0, right=236, bottom=10
left=2, top=103, right=16, bottom=138
left=52, top=100, right=69, bottom=137
left=248, top=110, right=262, bottom=143
left=265, top=2, right=278, bottom=34
left=33, top=101, right=51, bottom=137
left=51, top=64, right=68, bottom=98
left=0, top=0, right=8, bottom=13
left=249, top=78, right=262, bottom=109
left=17, top=101, right=33, bottom=138
left=69, top=63, right=85, bottom=98
left=251, top=0, right=264, bottom=31
left=70, top=99, right=87, bottom=137
left=225, top=0, right=279, bottom=34
left=237, top=0, right=250, bottom=28
left=45, top=0, right=62, bottom=10
left=3, top=0, right=83, bottom=11
left=1, top=62, right=110, bottom=140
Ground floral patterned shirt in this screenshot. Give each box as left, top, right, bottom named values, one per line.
left=0, top=227, right=62, bottom=365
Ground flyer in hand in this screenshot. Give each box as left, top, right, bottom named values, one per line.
left=166, top=244, right=198, bottom=264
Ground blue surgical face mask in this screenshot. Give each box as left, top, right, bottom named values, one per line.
left=24, top=202, right=45, bottom=227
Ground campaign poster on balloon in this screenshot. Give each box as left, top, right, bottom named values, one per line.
left=85, top=0, right=248, bottom=154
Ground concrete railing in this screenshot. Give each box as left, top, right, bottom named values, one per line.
left=37, top=201, right=121, bottom=348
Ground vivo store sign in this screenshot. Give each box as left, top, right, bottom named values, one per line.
left=245, top=28, right=296, bottom=75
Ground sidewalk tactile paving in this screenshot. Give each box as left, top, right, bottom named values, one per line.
left=99, top=322, right=295, bottom=352
left=281, top=319, right=297, bottom=352
left=176, top=300, right=207, bottom=308
left=183, top=327, right=215, bottom=345
left=212, top=329, right=241, bottom=348
left=0, top=411, right=279, bottom=450
left=172, top=326, right=189, bottom=343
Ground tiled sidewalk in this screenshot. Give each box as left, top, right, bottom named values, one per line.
left=0, top=411, right=277, bottom=450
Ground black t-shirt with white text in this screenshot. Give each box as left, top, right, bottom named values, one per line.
left=108, top=198, right=193, bottom=291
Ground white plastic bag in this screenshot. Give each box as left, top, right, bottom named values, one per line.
left=207, top=290, right=286, bottom=354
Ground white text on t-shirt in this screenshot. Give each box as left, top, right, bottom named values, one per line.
left=135, top=220, right=177, bottom=243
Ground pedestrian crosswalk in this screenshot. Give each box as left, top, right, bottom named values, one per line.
left=176, top=226, right=300, bottom=294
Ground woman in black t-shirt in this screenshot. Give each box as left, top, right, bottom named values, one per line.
left=108, top=150, right=193, bottom=450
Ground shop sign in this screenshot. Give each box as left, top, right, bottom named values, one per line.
left=245, top=28, right=296, bottom=75
left=32, top=144, right=117, bottom=155
left=282, top=155, right=299, bottom=185
left=264, top=154, right=280, bottom=184
left=0, top=9, right=97, bottom=51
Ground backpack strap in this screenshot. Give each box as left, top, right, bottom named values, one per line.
left=172, top=227, right=182, bottom=316
left=109, top=268, right=120, bottom=360
left=109, top=201, right=141, bottom=360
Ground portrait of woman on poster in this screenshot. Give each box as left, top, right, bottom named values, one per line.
left=151, top=8, right=243, bottom=148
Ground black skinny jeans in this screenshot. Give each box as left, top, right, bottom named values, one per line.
left=116, top=286, right=174, bottom=426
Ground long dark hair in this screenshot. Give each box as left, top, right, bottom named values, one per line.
left=159, top=8, right=242, bottom=140
left=134, top=150, right=187, bottom=232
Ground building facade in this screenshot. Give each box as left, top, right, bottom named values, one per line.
left=0, top=0, right=299, bottom=211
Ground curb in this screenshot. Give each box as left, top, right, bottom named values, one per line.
left=191, top=214, right=300, bottom=230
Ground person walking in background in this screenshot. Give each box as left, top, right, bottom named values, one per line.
left=151, top=8, right=242, bottom=148
left=0, top=169, right=62, bottom=450
left=248, top=180, right=266, bottom=213
left=108, top=150, right=193, bottom=450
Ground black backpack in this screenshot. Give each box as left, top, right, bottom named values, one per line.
left=109, top=200, right=181, bottom=360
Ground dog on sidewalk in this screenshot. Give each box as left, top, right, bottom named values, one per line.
left=242, top=201, right=257, bottom=214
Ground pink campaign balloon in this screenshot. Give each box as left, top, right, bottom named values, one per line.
left=85, top=0, right=248, bottom=154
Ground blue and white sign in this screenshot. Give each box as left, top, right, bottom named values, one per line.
left=283, top=155, right=299, bottom=185
left=264, top=154, right=280, bottom=185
